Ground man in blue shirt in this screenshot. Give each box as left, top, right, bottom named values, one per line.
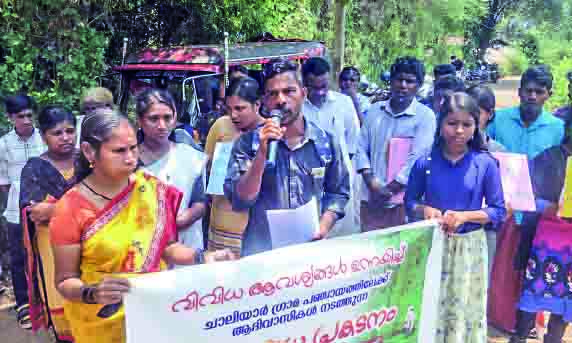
left=489, top=65, right=564, bottom=343
left=487, top=65, right=564, bottom=159
left=224, top=58, right=350, bottom=256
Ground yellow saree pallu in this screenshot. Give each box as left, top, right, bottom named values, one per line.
left=57, top=171, right=181, bottom=343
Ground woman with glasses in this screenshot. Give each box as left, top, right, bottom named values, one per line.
left=339, top=66, right=370, bottom=123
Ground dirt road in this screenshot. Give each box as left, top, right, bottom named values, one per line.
left=491, top=77, right=521, bottom=109
left=0, top=308, right=52, bottom=343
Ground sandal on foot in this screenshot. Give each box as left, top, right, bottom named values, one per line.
left=528, top=327, right=539, bottom=339
left=16, top=304, right=32, bottom=330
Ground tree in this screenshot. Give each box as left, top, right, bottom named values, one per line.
left=5, top=0, right=549, bottom=117
left=0, top=0, right=107, bottom=110
left=464, top=0, right=520, bottom=62
left=0, top=0, right=316, bottom=113
left=343, top=0, right=484, bottom=79
left=464, top=0, right=572, bottom=64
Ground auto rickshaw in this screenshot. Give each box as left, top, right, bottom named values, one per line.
left=113, top=36, right=327, bottom=149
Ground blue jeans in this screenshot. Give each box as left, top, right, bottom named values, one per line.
left=7, top=222, right=28, bottom=307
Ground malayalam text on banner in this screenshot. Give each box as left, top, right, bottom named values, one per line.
left=125, top=221, right=444, bottom=343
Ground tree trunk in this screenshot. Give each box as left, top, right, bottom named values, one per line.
left=477, top=23, right=495, bottom=59
left=333, top=0, right=346, bottom=74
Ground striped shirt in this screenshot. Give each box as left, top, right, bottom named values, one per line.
left=0, top=129, right=46, bottom=223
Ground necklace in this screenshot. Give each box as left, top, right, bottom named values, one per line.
left=60, top=168, right=74, bottom=181
left=41, top=154, right=75, bottom=180
left=81, top=181, right=113, bottom=201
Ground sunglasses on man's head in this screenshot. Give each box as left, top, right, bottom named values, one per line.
left=263, top=60, right=298, bottom=79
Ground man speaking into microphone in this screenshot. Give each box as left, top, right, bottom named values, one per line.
left=224, top=58, right=350, bottom=256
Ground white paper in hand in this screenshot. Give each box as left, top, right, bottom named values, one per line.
left=206, top=142, right=234, bottom=195
left=266, top=198, right=320, bottom=249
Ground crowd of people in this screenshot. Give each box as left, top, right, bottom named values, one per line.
left=1, top=54, right=572, bottom=343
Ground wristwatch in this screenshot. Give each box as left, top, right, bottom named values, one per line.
left=81, top=285, right=97, bottom=304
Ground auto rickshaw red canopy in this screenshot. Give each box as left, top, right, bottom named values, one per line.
left=113, top=40, right=327, bottom=73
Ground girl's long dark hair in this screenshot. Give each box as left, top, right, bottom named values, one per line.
left=74, top=110, right=128, bottom=183
left=466, top=85, right=496, bottom=124
left=434, top=92, right=487, bottom=152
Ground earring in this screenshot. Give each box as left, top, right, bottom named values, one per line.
left=89, top=161, right=94, bottom=169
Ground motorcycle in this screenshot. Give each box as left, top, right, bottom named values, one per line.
left=360, top=71, right=391, bottom=104
left=463, top=62, right=500, bottom=85
left=488, top=63, right=500, bottom=83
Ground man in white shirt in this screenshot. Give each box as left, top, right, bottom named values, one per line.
left=302, top=57, right=361, bottom=236
left=339, top=66, right=370, bottom=124
left=0, top=95, right=46, bottom=329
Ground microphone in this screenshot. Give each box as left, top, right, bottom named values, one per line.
left=266, top=109, right=283, bottom=169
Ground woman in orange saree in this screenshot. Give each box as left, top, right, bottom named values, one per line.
left=50, top=111, right=234, bottom=343
left=20, top=106, right=77, bottom=342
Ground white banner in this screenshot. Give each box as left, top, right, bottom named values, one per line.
left=125, top=221, right=444, bottom=343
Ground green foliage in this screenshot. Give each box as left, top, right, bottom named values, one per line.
left=177, top=0, right=318, bottom=43
left=499, top=48, right=529, bottom=76
left=1, top=0, right=569, bottom=124
left=497, top=0, right=572, bottom=108
left=519, top=34, right=540, bottom=65
left=0, top=0, right=107, bottom=114
left=341, top=0, right=486, bottom=82
left=547, top=57, right=572, bottom=111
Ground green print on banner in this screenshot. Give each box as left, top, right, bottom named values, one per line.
left=355, top=229, right=433, bottom=343
left=124, top=222, right=442, bottom=343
